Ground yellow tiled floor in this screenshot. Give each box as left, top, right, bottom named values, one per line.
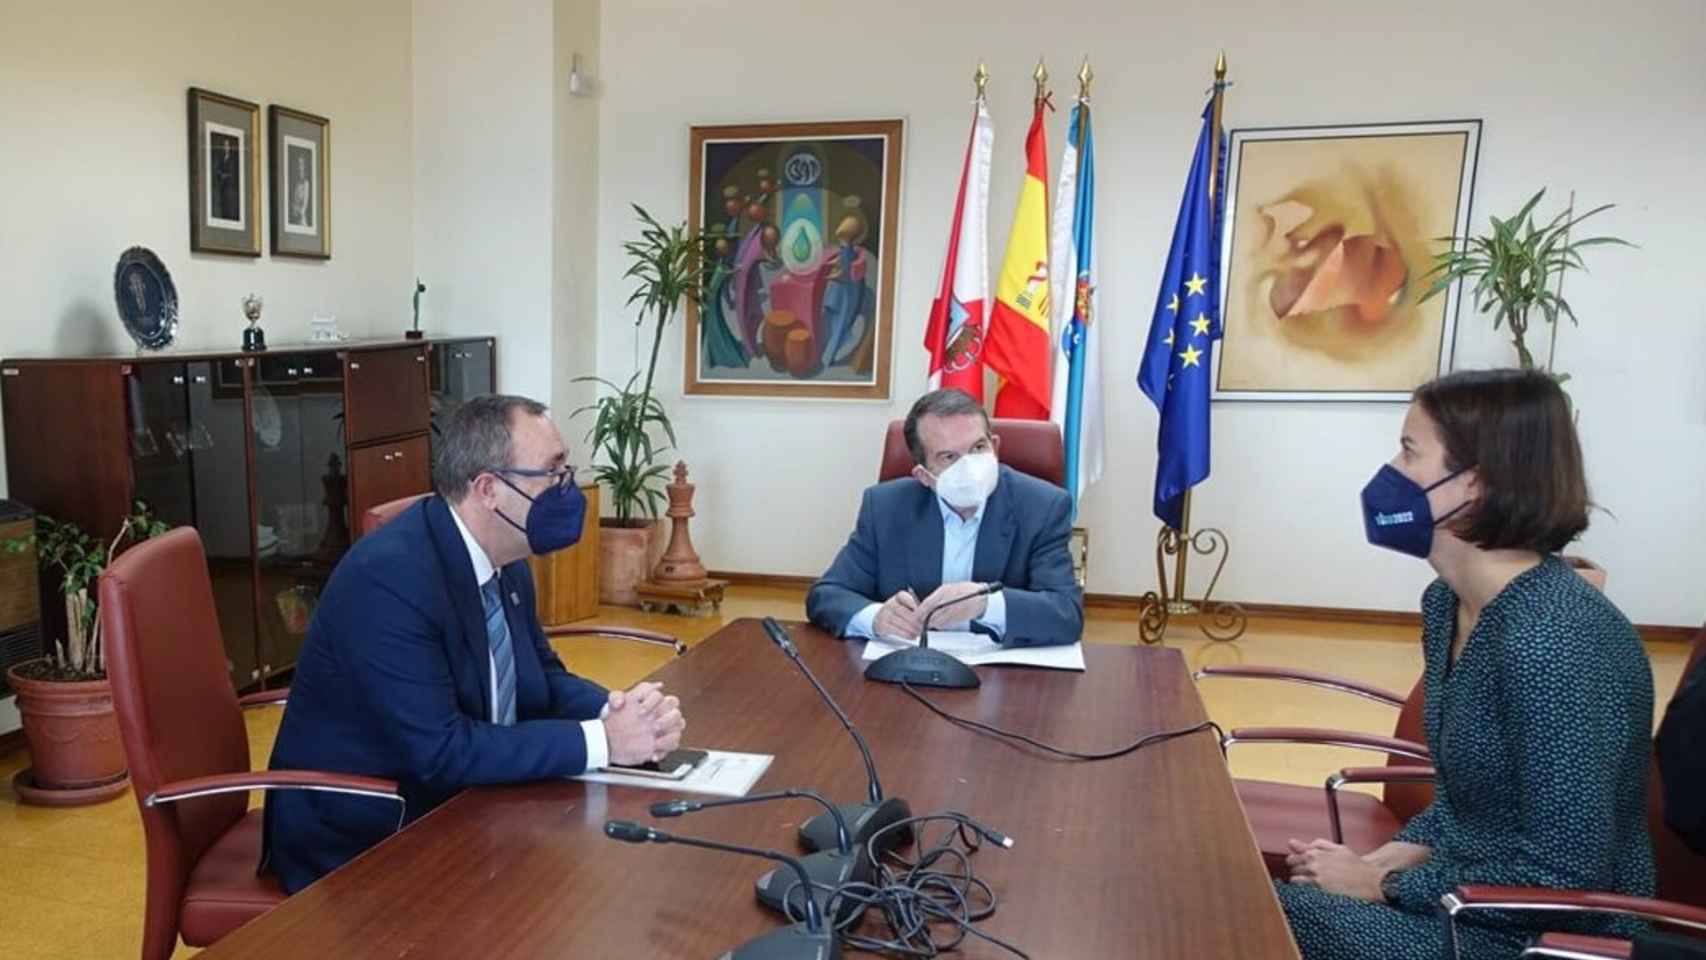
left=0, top=586, right=1689, bottom=959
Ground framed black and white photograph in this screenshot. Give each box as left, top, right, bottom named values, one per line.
left=188, top=88, right=262, bottom=256
left=269, top=105, right=331, bottom=258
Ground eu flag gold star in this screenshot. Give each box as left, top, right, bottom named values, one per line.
left=1167, top=293, right=1180, bottom=314
left=1185, top=273, right=1207, bottom=297
left=1163, top=329, right=1175, bottom=347
left=1179, top=344, right=1203, bottom=367
left=1191, top=314, right=1212, bottom=337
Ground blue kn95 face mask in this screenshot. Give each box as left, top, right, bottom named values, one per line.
left=1360, top=464, right=1469, bottom=559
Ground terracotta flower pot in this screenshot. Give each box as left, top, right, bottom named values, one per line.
left=598, top=519, right=664, bottom=607
left=6, top=659, right=129, bottom=806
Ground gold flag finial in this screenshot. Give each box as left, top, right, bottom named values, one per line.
left=975, top=61, right=989, bottom=98
left=1215, top=50, right=1227, bottom=82
left=1077, top=57, right=1093, bottom=99
left=1033, top=57, right=1048, bottom=99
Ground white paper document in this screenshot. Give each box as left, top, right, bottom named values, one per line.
left=570, top=749, right=773, bottom=797
left=860, top=631, right=1086, bottom=671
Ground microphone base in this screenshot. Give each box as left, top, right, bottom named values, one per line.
left=798, top=797, right=912, bottom=857
left=863, top=646, right=980, bottom=689
left=756, top=848, right=870, bottom=926
left=728, top=922, right=841, bottom=960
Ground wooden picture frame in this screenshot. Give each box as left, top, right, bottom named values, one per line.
left=268, top=105, right=331, bottom=259
left=685, top=119, right=903, bottom=400
left=1212, top=119, right=1481, bottom=402
left=187, top=88, right=262, bottom=256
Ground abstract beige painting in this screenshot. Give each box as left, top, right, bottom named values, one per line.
left=1214, top=121, right=1480, bottom=401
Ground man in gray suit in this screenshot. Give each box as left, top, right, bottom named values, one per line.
left=806, top=388, right=1083, bottom=647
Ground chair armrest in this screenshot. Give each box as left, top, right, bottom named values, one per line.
left=1441, top=886, right=1706, bottom=959
left=146, top=770, right=402, bottom=808
left=1193, top=664, right=1406, bottom=707
left=1324, top=766, right=1436, bottom=843
left=546, top=624, right=687, bottom=657
left=1224, top=726, right=1431, bottom=761
left=237, top=688, right=289, bottom=708
left=1331, top=765, right=1438, bottom=786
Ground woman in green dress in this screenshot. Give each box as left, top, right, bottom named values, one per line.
left=1278, top=368, right=1655, bottom=959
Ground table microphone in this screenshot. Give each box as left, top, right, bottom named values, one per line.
left=604, top=820, right=841, bottom=960
left=651, top=788, right=872, bottom=924
left=862, top=583, right=1004, bottom=690
left=760, top=617, right=913, bottom=857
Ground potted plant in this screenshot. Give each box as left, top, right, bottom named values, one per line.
left=1420, top=189, right=1630, bottom=588
left=4, top=504, right=168, bottom=805
left=1420, top=188, right=1630, bottom=381
left=575, top=205, right=708, bottom=605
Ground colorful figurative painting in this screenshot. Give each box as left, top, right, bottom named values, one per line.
left=1214, top=120, right=1481, bottom=402
left=686, top=120, right=903, bottom=399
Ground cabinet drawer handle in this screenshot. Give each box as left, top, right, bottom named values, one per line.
left=193, top=375, right=208, bottom=384
left=172, top=375, right=186, bottom=385
left=251, top=669, right=260, bottom=680
left=393, top=450, right=405, bottom=460
left=382, top=453, right=393, bottom=462
left=286, top=367, right=298, bottom=376
left=415, top=355, right=426, bottom=363
left=350, top=362, right=361, bottom=370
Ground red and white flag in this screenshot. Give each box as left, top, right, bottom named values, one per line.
left=923, top=96, right=993, bottom=399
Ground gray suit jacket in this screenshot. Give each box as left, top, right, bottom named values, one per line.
left=805, top=464, right=1083, bottom=647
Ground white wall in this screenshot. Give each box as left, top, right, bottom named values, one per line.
left=553, top=0, right=601, bottom=422
left=413, top=0, right=556, bottom=401
left=0, top=0, right=415, bottom=495
left=595, top=0, right=1706, bottom=626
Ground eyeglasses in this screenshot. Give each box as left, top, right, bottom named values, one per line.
left=495, top=464, right=576, bottom=491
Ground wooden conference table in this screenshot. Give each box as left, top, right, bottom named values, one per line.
left=201, top=620, right=1300, bottom=958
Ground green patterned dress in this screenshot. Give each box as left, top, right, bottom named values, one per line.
left=1277, top=556, right=1655, bottom=959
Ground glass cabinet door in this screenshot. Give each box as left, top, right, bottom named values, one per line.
left=253, top=352, right=347, bottom=684
left=187, top=360, right=260, bottom=687
left=429, top=338, right=494, bottom=463
left=126, top=360, right=259, bottom=688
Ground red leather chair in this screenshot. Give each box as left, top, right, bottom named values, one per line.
left=878, top=418, right=1065, bottom=487
left=1445, top=622, right=1706, bottom=959
left=363, top=493, right=686, bottom=655
left=1196, top=664, right=1436, bottom=878
left=100, top=528, right=402, bottom=960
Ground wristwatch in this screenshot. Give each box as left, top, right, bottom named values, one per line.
left=1380, top=869, right=1402, bottom=905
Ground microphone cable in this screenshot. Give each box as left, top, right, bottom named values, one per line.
left=781, top=812, right=1031, bottom=958
left=900, top=679, right=1226, bottom=762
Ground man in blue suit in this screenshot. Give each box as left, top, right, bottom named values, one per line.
left=807, top=388, right=1083, bottom=647
left=263, top=395, right=685, bottom=893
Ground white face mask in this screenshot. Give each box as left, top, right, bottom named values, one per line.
left=929, top=451, right=999, bottom=510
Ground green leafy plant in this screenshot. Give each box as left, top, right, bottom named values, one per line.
left=3, top=503, right=170, bottom=681
left=574, top=205, right=710, bottom=524
left=1419, top=189, right=1632, bottom=378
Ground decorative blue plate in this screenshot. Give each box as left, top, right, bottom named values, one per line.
left=113, top=247, right=179, bottom=350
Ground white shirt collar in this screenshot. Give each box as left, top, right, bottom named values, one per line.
left=935, top=493, right=986, bottom=528
left=448, top=500, right=498, bottom=587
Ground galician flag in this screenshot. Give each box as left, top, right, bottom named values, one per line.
left=986, top=98, right=1052, bottom=420
left=1048, top=100, right=1104, bottom=515
left=923, top=96, right=993, bottom=399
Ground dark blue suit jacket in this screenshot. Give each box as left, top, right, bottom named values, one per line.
left=262, top=495, right=608, bottom=893
left=806, top=464, right=1083, bottom=647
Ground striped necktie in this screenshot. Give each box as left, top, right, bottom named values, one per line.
left=480, top=577, right=517, bottom=726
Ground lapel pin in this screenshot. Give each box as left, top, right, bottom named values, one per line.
left=510, top=591, right=520, bottom=606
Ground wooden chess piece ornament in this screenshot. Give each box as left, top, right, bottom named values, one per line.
left=635, top=461, right=728, bottom=615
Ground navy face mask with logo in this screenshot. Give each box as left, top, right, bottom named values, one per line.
left=1360, top=464, right=1469, bottom=559
left=495, top=469, right=586, bottom=555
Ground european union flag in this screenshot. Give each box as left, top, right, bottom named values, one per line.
left=1138, top=101, right=1224, bottom=530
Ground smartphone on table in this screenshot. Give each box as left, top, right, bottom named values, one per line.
left=606, top=748, right=709, bottom=781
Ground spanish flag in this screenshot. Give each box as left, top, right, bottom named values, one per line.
left=987, top=99, right=1052, bottom=420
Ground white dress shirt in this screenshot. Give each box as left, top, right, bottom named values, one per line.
left=843, top=493, right=1008, bottom=641
left=449, top=505, right=609, bottom=770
